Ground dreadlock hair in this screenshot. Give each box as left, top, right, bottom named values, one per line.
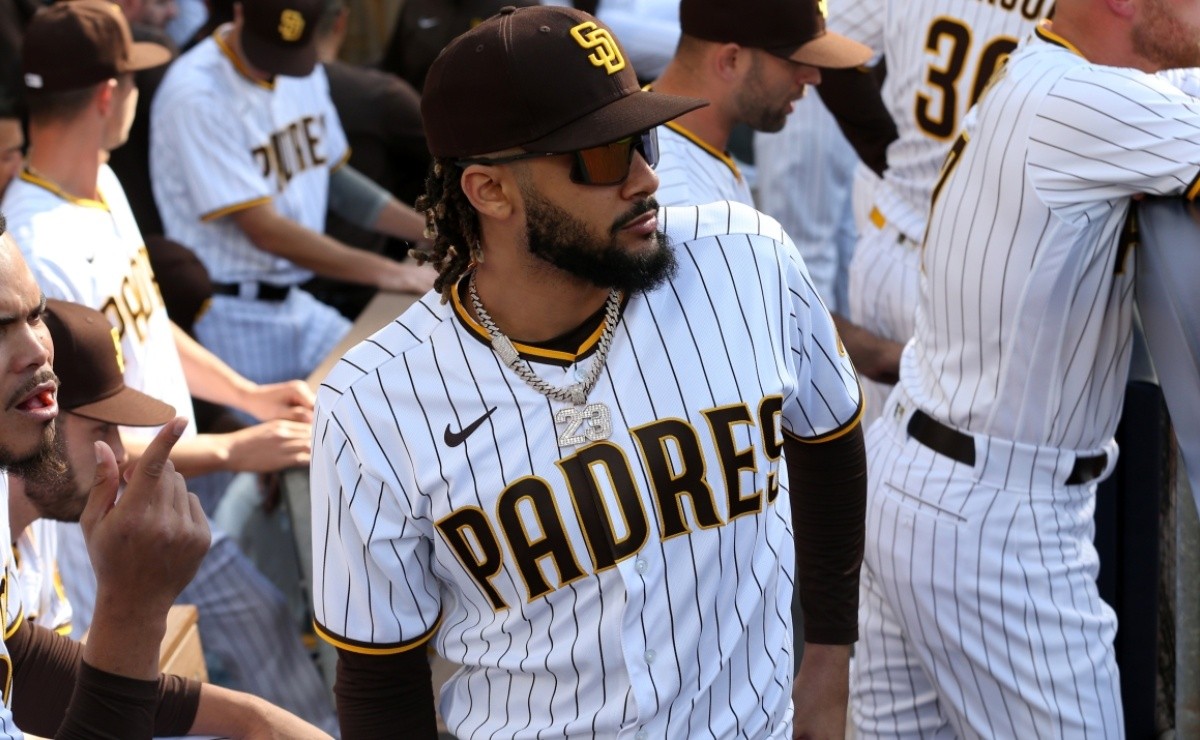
left=413, top=157, right=485, bottom=303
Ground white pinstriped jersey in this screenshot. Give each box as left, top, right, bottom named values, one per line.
left=311, top=201, right=862, bottom=739
left=1, top=166, right=197, bottom=439
left=654, top=122, right=755, bottom=208
left=0, top=475, right=21, bottom=739
left=14, top=521, right=71, bottom=635
left=150, top=27, right=349, bottom=285
left=904, top=22, right=1200, bottom=451
left=829, top=0, right=1050, bottom=241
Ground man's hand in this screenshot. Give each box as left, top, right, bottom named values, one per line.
left=832, top=314, right=904, bottom=385
left=223, top=419, right=313, bottom=472
left=81, top=417, right=211, bottom=679
left=792, top=643, right=851, bottom=740
left=239, top=379, right=315, bottom=422
left=378, top=260, right=437, bottom=295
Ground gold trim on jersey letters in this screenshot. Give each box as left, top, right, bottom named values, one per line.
left=630, top=416, right=723, bottom=540
left=1034, top=20, right=1085, bottom=58
left=662, top=120, right=744, bottom=182
left=18, top=170, right=108, bottom=210
left=556, top=442, right=650, bottom=574
left=312, top=615, right=441, bottom=655
left=1186, top=170, right=1200, bottom=201
left=570, top=21, right=626, bottom=75
left=495, top=475, right=590, bottom=604
left=702, top=403, right=767, bottom=522
left=216, top=28, right=276, bottom=90
left=758, top=395, right=784, bottom=503
left=436, top=505, right=510, bottom=610
left=201, top=196, right=273, bottom=222
left=450, top=281, right=609, bottom=364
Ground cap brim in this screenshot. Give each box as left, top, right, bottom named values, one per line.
left=71, top=387, right=176, bottom=427
left=126, top=40, right=173, bottom=72
left=523, top=89, right=708, bottom=154
left=788, top=32, right=873, bottom=69
left=240, top=32, right=317, bottom=77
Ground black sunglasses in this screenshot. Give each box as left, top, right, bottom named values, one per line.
left=455, top=129, right=660, bottom=186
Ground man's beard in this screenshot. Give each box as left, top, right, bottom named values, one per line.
left=19, top=420, right=77, bottom=521
left=1132, top=0, right=1200, bottom=69
left=523, top=190, right=677, bottom=294
left=1, top=420, right=68, bottom=493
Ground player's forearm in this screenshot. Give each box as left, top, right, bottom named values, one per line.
left=372, top=196, right=428, bottom=244
left=784, top=426, right=867, bottom=645
left=188, top=683, right=331, bottom=738
left=335, top=647, right=438, bottom=739
left=127, top=433, right=228, bottom=478
left=171, top=321, right=256, bottom=408
left=232, top=205, right=408, bottom=288
left=816, top=63, right=897, bottom=178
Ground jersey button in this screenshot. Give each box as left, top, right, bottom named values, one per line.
left=634, top=558, right=648, bottom=574
left=644, top=649, right=656, bottom=664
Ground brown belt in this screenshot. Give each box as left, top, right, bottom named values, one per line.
left=906, top=410, right=1107, bottom=485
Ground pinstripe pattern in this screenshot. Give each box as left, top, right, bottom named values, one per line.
left=833, top=0, right=1049, bottom=427
left=150, top=33, right=348, bottom=285
left=853, top=23, right=1200, bottom=740
left=2, top=163, right=339, bottom=733
left=0, top=475, right=21, bottom=738
left=311, top=201, right=861, bottom=739
left=655, top=124, right=756, bottom=208
left=14, top=520, right=72, bottom=636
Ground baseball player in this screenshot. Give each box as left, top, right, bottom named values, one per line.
left=6, top=2, right=338, bottom=730
left=0, top=292, right=332, bottom=737
left=310, top=6, right=867, bottom=739
left=821, top=0, right=1050, bottom=423
left=851, top=0, right=1200, bottom=736
left=150, top=0, right=435, bottom=390
left=649, top=0, right=871, bottom=208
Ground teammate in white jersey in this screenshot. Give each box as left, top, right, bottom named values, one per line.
left=310, top=7, right=868, bottom=738
left=151, top=0, right=435, bottom=388
left=8, top=3, right=338, bottom=729
left=851, top=0, right=1200, bottom=736
left=649, top=0, right=869, bottom=209
left=820, top=0, right=1051, bottom=425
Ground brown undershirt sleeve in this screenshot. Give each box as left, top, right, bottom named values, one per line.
left=7, top=618, right=202, bottom=737
left=785, top=423, right=868, bottom=645
left=336, top=646, right=438, bottom=739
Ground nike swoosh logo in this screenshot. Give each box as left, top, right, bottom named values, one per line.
left=444, top=406, right=497, bottom=447
left=416, top=16, right=439, bottom=29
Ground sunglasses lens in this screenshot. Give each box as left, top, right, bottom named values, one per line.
left=571, top=130, right=660, bottom=185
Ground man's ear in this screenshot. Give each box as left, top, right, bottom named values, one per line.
left=94, top=78, right=117, bottom=116
left=713, top=42, right=746, bottom=82
left=460, top=165, right=518, bottom=221
left=1107, top=0, right=1135, bottom=20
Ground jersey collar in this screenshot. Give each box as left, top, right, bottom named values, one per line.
left=18, top=169, right=108, bottom=211
left=215, top=25, right=276, bottom=91
left=643, top=83, right=743, bottom=182
left=450, top=276, right=625, bottom=367
left=1034, top=20, right=1086, bottom=59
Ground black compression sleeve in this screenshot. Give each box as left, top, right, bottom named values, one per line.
left=335, top=646, right=438, bottom=739
left=815, top=62, right=897, bottom=178
left=8, top=619, right=202, bottom=737
left=55, top=662, right=158, bottom=739
left=785, top=424, right=867, bottom=644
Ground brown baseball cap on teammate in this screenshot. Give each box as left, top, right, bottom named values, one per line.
left=239, top=0, right=324, bottom=77
left=421, top=5, right=706, bottom=159
left=44, top=300, right=176, bottom=426
left=22, top=0, right=171, bottom=93
left=680, top=0, right=872, bottom=69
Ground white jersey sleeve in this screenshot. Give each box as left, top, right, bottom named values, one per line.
left=0, top=475, right=24, bottom=739
left=654, top=123, right=756, bottom=208
left=14, top=521, right=72, bottom=635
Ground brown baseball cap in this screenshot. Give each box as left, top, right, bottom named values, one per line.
left=240, top=0, right=324, bottom=77
left=421, top=5, right=706, bottom=158
left=680, top=0, right=872, bottom=69
left=44, top=300, right=175, bottom=426
left=22, top=0, right=171, bottom=93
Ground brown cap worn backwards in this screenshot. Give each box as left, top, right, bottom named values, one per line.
left=680, top=0, right=872, bottom=69
left=240, top=0, right=324, bottom=77
left=421, top=5, right=706, bottom=159
left=44, top=300, right=175, bottom=426
left=22, top=0, right=171, bottom=93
